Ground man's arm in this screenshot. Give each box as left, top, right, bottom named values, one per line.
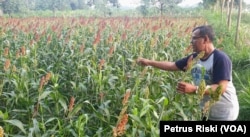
left=176, top=80, right=228, bottom=94
left=137, top=57, right=180, bottom=71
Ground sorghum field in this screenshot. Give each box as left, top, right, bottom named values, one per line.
left=0, top=16, right=249, bottom=137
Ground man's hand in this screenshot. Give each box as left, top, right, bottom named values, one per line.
left=137, top=57, right=150, bottom=66
left=176, top=81, right=197, bottom=94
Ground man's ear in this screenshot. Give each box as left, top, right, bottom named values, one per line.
left=204, top=35, right=209, bottom=42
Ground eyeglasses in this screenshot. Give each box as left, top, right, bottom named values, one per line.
left=192, top=36, right=203, bottom=40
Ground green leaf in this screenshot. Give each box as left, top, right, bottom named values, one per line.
left=38, top=91, right=52, bottom=100
left=5, top=119, right=27, bottom=134
left=156, top=96, right=169, bottom=107
left=139, top=105, right=151, bottom=117
left=45, top=117, right=58, bottom=125
left=68, top=103, right=83, bottom=117
left=59, top=97, right=67, bottom=111
left=153, top=110, right=159, bottom=119
left=0, top=110, right=9, bottom=120
left=132, top=108, right=138, bottom=116
left=164, top=98, right=169, bottom=107
left=129, top=114, right=145, bottom=127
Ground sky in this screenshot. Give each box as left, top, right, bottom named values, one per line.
left=178, top=0, right=202, bottom=7
left=119, top=0, right=141, bottom=8
left=119, top=0, right=250, bottom=8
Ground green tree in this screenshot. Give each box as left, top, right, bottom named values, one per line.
left=77, top=0, right=88, bottom=9
left=86, top=0, right=119, bottom=16
left=1, top=0, right=27, bottom=14
left=235, top=0, right=242, bottom=47
left=34, top=0, right=70, bottom=11
left=109, top=0, right=120, bottom=8
left=138, top=5, right=149, bottom=16
left=140, top=0, right=183, bottom=16
left=69, top=0, right=88, bottom=10
left=202, top=0, right=217, bottom=10
left=138, top=0, right=150, bottom=16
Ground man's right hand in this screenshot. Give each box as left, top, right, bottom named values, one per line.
left=136, top=58, right=150, bottom=66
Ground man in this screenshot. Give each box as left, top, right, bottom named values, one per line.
left=137, top=25, right=239, bottom=121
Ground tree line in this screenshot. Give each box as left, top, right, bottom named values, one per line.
left=0, top=0, right=248, bottom=16
left=0, top=0, right=119, bottom=15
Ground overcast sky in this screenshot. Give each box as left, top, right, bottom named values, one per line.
left=119, top=0, right=140, bottom=8
left=119, top=0, right=250, bottom=8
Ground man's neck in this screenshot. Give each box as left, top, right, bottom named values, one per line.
left=202, top=44, right=215, bottom=59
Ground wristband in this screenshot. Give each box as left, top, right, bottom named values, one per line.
left=195, top=86, right=198, bottom=94
left=205, top=85, right=211, bottom=91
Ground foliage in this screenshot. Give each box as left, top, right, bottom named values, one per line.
left=0, top=5, right=250, bottom=136
left=202, top=0, right=217, bottom=9
left=0, top=16, right=208, bottom=136
left=235, top=72, right=250, bottom=120
left=139, top=0, right=184, bottom=16
left=1, top=0, right=27, bottom=14
left=138, top=5, right=149, bottom=17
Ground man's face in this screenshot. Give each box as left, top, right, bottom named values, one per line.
left=191, top=29, right=204, bottom=53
